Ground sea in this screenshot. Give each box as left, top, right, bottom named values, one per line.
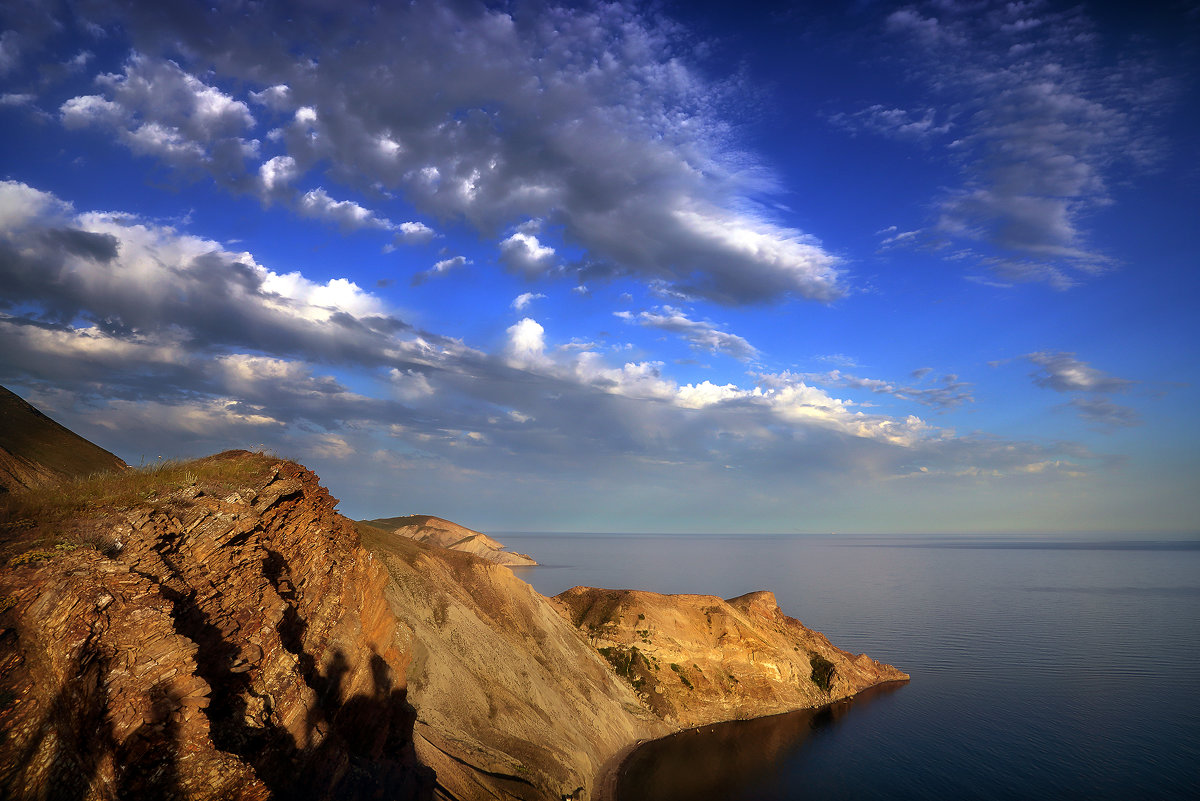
left=498, top=531, right=1200, bottom=801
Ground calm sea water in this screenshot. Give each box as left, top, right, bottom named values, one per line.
left=498, top=532, right=1200, bottom=800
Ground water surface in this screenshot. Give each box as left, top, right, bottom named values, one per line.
left=501, top=532, right=1200, bottom=800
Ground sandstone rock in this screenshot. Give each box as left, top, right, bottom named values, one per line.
left=552, top=586, right=909, bottom=729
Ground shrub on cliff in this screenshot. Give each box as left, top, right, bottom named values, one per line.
left=809, top=653, right=836, bottom=692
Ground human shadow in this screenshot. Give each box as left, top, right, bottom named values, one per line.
left=3, top=549, right=434, bottom=800
left=3, top=642, right=116, bottom=801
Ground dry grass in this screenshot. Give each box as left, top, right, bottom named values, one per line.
left=0, top=450, right=278, bottom=565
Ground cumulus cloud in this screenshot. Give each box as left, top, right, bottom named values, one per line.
left=51, top=0, right=844, bottom=304
left=859, top=1, right=1172, bottom=287
left=617, top=306, right=758, bottom=362
left=394, top=221, right=435, bottom=245
left=499, top=232, right=556, bottom=277
left=297, top=188, right=393, bottom=231
left=60, top=53, right=259, bottom=187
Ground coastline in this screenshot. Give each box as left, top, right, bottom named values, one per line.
left=596, top=679, right=909, bottom=801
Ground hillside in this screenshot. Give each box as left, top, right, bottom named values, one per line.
left=0, top=386, right=127, bottom=494
left=362, top=514, right=537, bottom=567
left=0, top=397, right=907, bottom=800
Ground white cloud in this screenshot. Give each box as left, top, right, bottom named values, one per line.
left=395, top=220, right=435, bottom=244
left=830, top=104, right=952, bottom=140
left=249, top=84, right=292, bottom=111
left=50, top=1, right=846, bottom=305
left=512, top=292, right=545, bottom=311
left=412, top=255, right=469, bottom=285
left=786, top=368, right=974, bottom=409
left=60, top=54, right=258, bottom=184
left=258, top=155, right=298, bottom=193
left=298, top=187, right=392, bottom=231
left=618, top=305, right=758, bottom=361
left=499, top=232, right=556, bottom=277
left=0, top=179, right=1109, bottom=525
left=505, top=318, right=549, bottom=368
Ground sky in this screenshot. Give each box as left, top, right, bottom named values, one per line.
left=1, top=0, right=1197, bottom=534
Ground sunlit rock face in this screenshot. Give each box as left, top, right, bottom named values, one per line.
left=361, top=513, right=538, bottom=567
left=551, top=586, right=909, bottom=729
left=0, top=451, right=431, bottom=801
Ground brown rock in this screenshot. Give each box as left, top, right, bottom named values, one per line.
left=361, top=514, right=538, bottom=567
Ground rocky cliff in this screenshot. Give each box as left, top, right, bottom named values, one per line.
left=0, top=386, right=127, bottom=494
left=2, top=446, right=906, bottom=801
left=0, top=452, right=431, bottom=800
left=362, top=514, right=537, bottom=567
left=551, top=587, right=908, bottom=730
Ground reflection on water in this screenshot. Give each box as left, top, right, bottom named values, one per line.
left=617, top=682, right=905, bottom=801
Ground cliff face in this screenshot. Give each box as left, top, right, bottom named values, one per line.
left=552, top=587, right=908, bottom=729
left=0, top=452, right=431, bottom=800
left=1, top=443, right=906, bottom=801
left=363, top=514, right=537, bottom=567
left=357, top=524, right=666, bottom=801
left=0, top=386, right=127, bottom=494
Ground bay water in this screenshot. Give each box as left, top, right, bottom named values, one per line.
left=499, top=532, right=1200, bottom=800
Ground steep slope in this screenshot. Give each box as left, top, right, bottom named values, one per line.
left=363, top=514, right=537, bottom=567
left=357, top=523, right=665, bottom=801
left=0, top=452, right=431, bottom=800
left=0, top=385, right=127, bottom=494
left=552, top=587, right=908, bottom=730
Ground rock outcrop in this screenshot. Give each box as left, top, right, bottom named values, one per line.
left=0, top=385, right=127, bottom=494
left=357, top=524, right=664, bottom=801
left=362, top=514, right=537, bottom=567
left=1, top=425, right=906, bottom=801
left=551, top=587, right=908, bottom=730
left=0, top=452, right=431, bottom=800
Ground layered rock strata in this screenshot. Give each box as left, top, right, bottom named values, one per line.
left=0, top=452, right=430, bottom=800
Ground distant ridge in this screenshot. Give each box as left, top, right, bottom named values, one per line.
left=361, top=513, right=538, bottom=566
left=0, top=385, right=128, bottom=494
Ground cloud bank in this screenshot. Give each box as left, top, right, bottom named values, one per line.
left=37, top=0, right=845, bottom=304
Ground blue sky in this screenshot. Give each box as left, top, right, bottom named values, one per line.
left=1, top=0, right=1197, bottom=533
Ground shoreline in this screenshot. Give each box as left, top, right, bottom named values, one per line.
left=595, top=679, right=909, bottom=801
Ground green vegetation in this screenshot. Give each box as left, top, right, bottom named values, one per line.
left=598, top=645, right=649, bottom=691
left=809, top=653, right=836, bottom=692
left=669, top=662, right=694, bottom=690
